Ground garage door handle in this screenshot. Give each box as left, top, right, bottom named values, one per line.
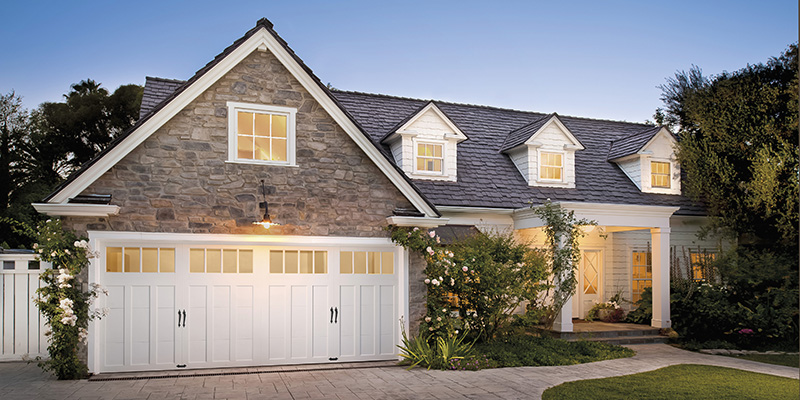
left=177, top=310, right=182, bottom=327
left=181, top=310, right=186, bottom=327
left=334, top=307, right=338, bottom=323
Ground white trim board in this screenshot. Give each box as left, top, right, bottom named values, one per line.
left=33, top=203, right=120, bottom=217
left=43, top=27, right=438, bottom=218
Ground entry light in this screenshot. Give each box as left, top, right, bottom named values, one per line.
left=253, top=180, right=280, bottom=229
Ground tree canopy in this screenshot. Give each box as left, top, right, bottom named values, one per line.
left=657, top=44, right=798, bottom=248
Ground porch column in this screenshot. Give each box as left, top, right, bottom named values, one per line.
left=650, top=227, right=671, bottom=328
left=552, top=295, right=573, bottom=332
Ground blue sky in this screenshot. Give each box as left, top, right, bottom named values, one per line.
left=1, top=1, right=796, bottom=123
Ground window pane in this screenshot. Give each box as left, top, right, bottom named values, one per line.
left=353, top=251, right=367, bottom=274
left=3, top=261, right=14, bottom=270
left=299, top=251, right=313, bottom=274
left=28, top=261, right=40, bottom=270
left=206, top=249, right=221, bottom=273
left=190, top=249, right=205, bottom=273
left=272, top=138, right=287, bottom=161
left=254, top=136, right=270, bottom=160
left=340, top=251, right=352, bottom=274
left=160, top=248, right=175, bottom=273
left=272, top=115, right=287, bottom=138
left=285, top=251, right=298, bottom=273
left=368, top=252, right=380, bottom=274
left=124, top=248, right=140, bottom=273
left=239, top=250, right=253, bottom=274
left=314, top=251, right=327, bottom=274
left=418, top=144, right=428, bottom=156
left=254, top=113, right=270, bottom=136
left=416, top=158, right=426, bottom=171
left=237, top=112, right=253, bottom=135
left=107, top=247, right=122, bottom=272
left=142, top=248, right=158, bottom=273
left=223, top=249, right=237, bottom=273
left=433, top=144, right=442, bottom=158
left=381, top=252, right=394, bottom=275
left=238, top=135, right=253, bottom=159
left=270, top=250, right=283, bottom=273
left=431, top=159, right=442, bottom=172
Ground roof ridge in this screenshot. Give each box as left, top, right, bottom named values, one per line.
left=331, top=89, right=655, bottom=127
left=145, top=76, right=186, bottom=83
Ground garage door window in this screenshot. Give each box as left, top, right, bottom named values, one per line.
left=339, top=251, right=394, bottom=274
left=106, top=247, right=175, bottom=273
left=269, top=250, right=327, bottom=274
left=189, top=248, right=253, bottom=273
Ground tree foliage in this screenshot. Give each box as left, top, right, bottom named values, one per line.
left=657, top=44, right=798, bottom=247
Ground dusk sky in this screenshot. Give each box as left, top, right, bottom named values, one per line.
left=1, top=1, right=796, bottom=123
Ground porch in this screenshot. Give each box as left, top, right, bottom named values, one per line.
left=540, top=321, right=668, bottom=345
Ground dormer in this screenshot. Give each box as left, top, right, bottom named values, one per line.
left=382, top=102, right=467, bottom=181
left=608, top=126, right=681, bottom=195
left=501, top=113, right=584, bottom=188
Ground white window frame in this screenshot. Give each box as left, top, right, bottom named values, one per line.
left=537, top=149, right=565, bottom=182
left=413, top=139, right=446, bottom=176
left=650, top=160, right=671, bottom=189
left=226, top=101, right=297, bottom=166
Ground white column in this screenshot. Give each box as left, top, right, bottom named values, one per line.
left=650, top=227, right=671, bottom=328
left=552, top=295, right=573, bottom=332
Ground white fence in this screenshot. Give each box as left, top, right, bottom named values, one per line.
left=0, top=251, right=50, bottom=361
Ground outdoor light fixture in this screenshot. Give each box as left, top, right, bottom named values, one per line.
left=253, top=180, right=279, bottom=229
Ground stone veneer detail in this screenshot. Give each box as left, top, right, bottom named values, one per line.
left=63, top=49, right=414, bottom=238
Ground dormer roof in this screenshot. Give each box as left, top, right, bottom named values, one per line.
left=381, top=101, right=467, bottom=143
left=500, top=113, right=584, bottom=152
left=607, top=126, right=673, bottom=161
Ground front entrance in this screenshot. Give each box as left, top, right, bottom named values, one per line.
left=93, top=236, right=401, bottom=373
left=573, top=249, right=602, bottom=318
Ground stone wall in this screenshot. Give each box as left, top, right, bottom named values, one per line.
left=407, top=252, right=427, bottom=334
left=63, top=48, right=414, bottom=238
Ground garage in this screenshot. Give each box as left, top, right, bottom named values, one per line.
left=90, top=233, right=404, bottom=373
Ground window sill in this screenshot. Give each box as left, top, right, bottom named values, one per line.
left=225, top=160, right=299, bottom=167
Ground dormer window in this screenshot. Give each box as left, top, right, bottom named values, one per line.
left=539, top=151, right=563, bottom=181
left=651, top=161, right=670, bottom=188
left=416, top=142, right=444, bottom=174
left=381, top=102, right=467, bottom=182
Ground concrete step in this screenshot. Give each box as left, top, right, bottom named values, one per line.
left=553, top=329, right=661, bottom=341
left=566, top=335, right=668, bottom=345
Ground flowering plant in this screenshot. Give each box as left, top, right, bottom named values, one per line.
left=33, top=219, right=107, bottom=379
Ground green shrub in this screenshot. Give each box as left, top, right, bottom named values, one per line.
left=397, top=323, right=475, bottom=370
left=624, top=287, right=653, bottom=325
left=474, top=335, right=634, bottom=367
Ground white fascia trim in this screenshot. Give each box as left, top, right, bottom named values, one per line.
left=395, top=103, right=467, bottom=142
left=33, top=203, right=120, bottom=217
left=46, top=29, right=438, bottom=218
left=513, top=202, right=679, bottom=230
left=641, top=127, right=677, bottom=152
left=554, top=201, right=680, bottom=217
left=385, top=216, right=450, bottom=228
left=437, top=206, right=515, bottom=215
left=88, top=230, right=396, bottom=247
left=525, top=116, right=585, bottom=150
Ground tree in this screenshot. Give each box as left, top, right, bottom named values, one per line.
left=0, top=91, right=27, bottom=214
left=657, top=44, right=798, bottom=248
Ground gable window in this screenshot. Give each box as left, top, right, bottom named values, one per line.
left=416, top=142, right=444, bottom=173
left=651, top=161, right=671, bottom=188
left=227, top=102, right=296, bottom=166
left=539, top=151, right=563, bottom=181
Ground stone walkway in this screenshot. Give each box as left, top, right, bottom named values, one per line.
left=0, top=344, right=796, bottom=400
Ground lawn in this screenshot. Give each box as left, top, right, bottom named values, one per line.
left=473, top=335, right=634, bottom=367
left=542, top=364, right=799, bottom=400
left=724, top=353, right=799, bottom=368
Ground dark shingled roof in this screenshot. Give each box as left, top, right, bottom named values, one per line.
left=500, top=113, right=552, bottom=151
left=139, top=77, right=184, bottom=119
left=134, top=84, right=703, bottom=215
left=607, top=126, right=662, bottom=160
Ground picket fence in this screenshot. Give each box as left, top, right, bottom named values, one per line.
left=0, top=251, right=50, bottom=361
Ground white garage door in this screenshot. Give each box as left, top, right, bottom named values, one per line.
left=95, top=241, right=400, bottom=373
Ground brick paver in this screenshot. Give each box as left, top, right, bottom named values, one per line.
left=0, top=344, right=796, bottom=399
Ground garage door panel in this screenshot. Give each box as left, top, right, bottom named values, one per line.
left=234, top=286, right=254, bottom=362
left=130, top=286, right=150, bottom=365
left=104, top=286, right=125, bottom=367
left=156, top=286, right=176, bottom=365
left=290, top=286, right=308, bottom=359
left=188, top=286, right=208, bottom=364
left=359, top=286, right=375, bottom=356
left=212, top=286, right=231, bottom=362
left=312, top=285, right=329, bottom=359
left=338, top=285, right=355, bottom=358
left=379, top=285, right=395, bottom=355
left=268, top=286, right=287, bottom=361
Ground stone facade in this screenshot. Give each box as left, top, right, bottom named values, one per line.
left=63, top=49, right=414, bottom=238
left=407, top=252, right=428, bottom=334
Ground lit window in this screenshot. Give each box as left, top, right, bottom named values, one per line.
left=631, top=251, right=652, bottom=302
left=416, top=143, right=443, bottom=173
left=227, top=102, right=296, bottom=165
left=106, top=247, right=175, bottom=273
left=690, top=252, right=716, bottom=281
left=651, top=161, right=671, bottom=188
left=540, top=152, right=563, bottom=181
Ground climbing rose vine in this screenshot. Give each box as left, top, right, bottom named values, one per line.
left=33, top=219, right=107, bottom=379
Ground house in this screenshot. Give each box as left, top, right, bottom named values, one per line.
left=31, top=18, right=720, bottom=373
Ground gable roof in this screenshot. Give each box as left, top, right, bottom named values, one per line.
left=500, top=113, right=584, bottom=152
left=42, top=18, right=439, bottom=218
left=382, top=101, right=468, bottom=143
left=139, top=77, right=184, bottom=119
left=606, top=126, right=664, bottom=161
left=331, top=90, right=704, bottom=216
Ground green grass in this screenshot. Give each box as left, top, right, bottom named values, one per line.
left=474, top=335, right=634, bottom=367
left=542, top=364, right=799, bottom=400
left=724, top=353, right=799, bottom=368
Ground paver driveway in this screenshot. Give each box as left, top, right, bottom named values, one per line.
left=0, top=344, right=796, bottom=399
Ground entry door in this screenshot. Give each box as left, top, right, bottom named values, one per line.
left=578, top=250, right=602, bottom=318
